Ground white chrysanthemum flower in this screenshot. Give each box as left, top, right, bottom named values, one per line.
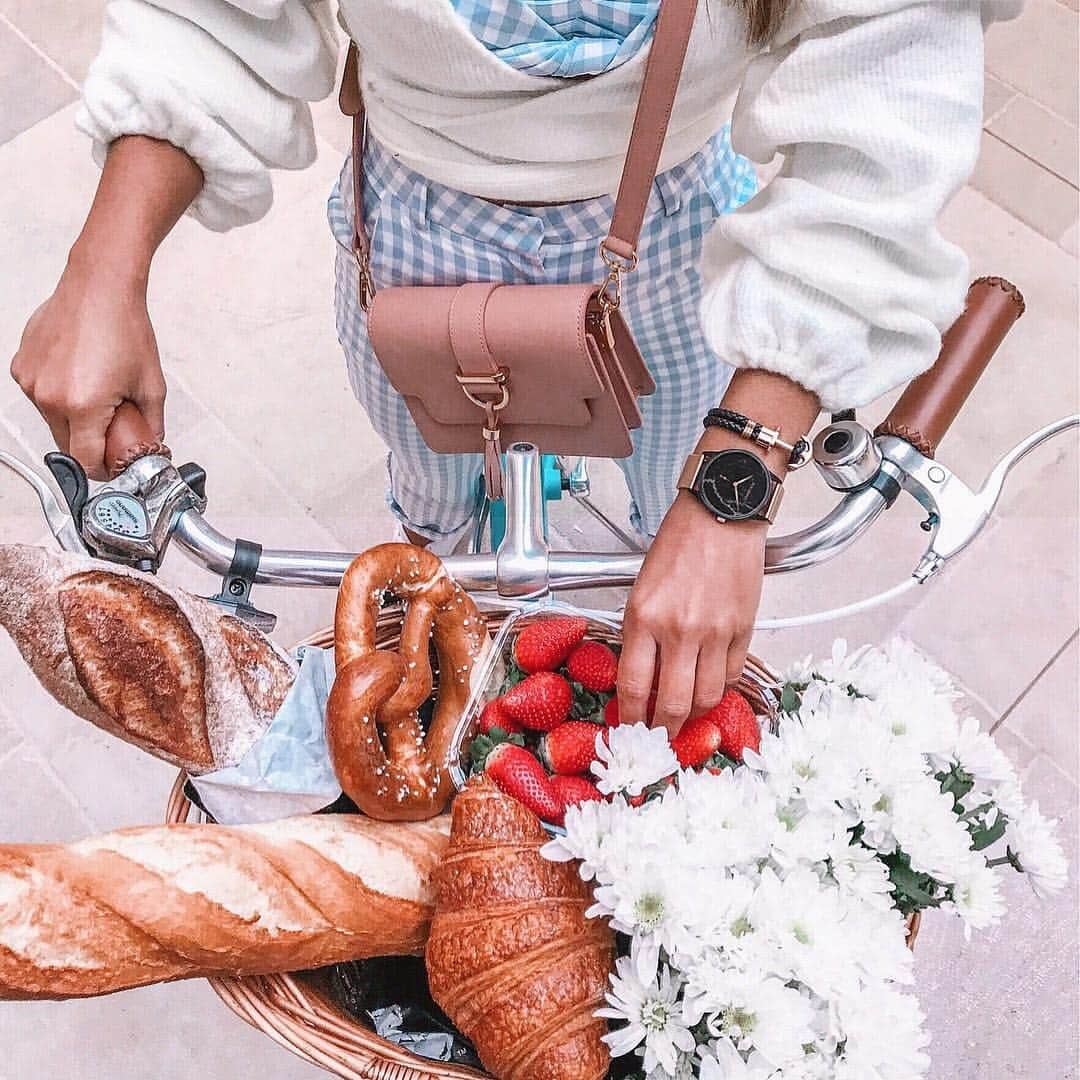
left=834, top=979, right=931, bottom=1078
left=590, top=859, right=687, bottom=952
left=945, top=855, right=1006, bottom=935
left=597, top=941, right=696, bottom=1077
left=823, top=836, right=895, bottom=911
left=949, top=715, right=1020, bottom=787
left=890, top=780, right=975, bottom=885
left=591, top=722, right=678, bottom=797
left=541, top=796, right=626, bottom=881
left=1007, top=801, right=1069, bottom=899
left=691, top=969, right=818, bottom=1070
left=674, top=768, right=777, bottom=872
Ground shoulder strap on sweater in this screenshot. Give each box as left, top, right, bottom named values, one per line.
left=341, top=0, right=699, bottom=269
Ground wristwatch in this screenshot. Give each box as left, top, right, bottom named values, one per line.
left=677, top=449, right=784, bottom=524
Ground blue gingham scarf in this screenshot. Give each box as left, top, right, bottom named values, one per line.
left=450, top=0, right=660, bottom=77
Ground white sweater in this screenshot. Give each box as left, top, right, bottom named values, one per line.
left=77, top=0, right=1022, bottom=409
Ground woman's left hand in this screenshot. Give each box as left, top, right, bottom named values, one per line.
left=618, top=491, right=766, bottom=737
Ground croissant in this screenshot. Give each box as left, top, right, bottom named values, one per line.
left=0, top=812, right=449, bottom=1000
left=426, top=778, right=613, bottom=1080
left=0, top=543, right=296, bottom=773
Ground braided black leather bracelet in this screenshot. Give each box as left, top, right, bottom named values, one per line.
left=704, top=407, right=812, bottom=469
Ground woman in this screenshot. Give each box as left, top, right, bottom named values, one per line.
left=9, top=0, right=1018, bottom=734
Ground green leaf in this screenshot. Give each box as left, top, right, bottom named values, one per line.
left=970, top=812, right=1008, bottom=852
left=568, top=680, right=612, bottom=722
left=468, top=729, right=524, bottom=773
left=884, top=851, right=944, bottom=914
left=779, top=683, right=802, bottom=714
left=499, top=660, right=529, bottom=693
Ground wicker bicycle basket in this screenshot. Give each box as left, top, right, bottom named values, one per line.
left=164, top=604, right=920, bottom=1080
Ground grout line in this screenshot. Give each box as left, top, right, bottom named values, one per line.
left=982, top=92, right=1018, bottom=129
left=983, top=129, right=1080, bottom=191
left=992, top=628, right=1079, bottom=732
left=0, top=11, right=81, bottom=93
left=983, top=70, right=1080, bottom=130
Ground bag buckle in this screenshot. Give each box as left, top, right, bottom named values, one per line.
left=354, top=250, right=376, bottom=312
left=597, top=241, right=638, bottom=349
left=456, top=368, right=510, bottom=412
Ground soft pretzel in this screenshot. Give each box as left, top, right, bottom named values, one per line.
left=326, top=543, right=489, bottom=821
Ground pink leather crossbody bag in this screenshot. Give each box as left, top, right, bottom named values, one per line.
left=339, top=0, right=699, bottom=497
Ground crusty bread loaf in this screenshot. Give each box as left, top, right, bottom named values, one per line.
left=426, top=778, right=613, bottom=1080
left=0, top=812, right=450, bottom=1000
left=0, top=544, right=297, bottom=774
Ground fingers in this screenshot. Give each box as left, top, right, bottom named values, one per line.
left=726, top=631, right=752, bottom=688
left=691, top=639, right=731, bottom=718
left=653, top=638, right=699, bottom=738
left=67, top=409, right=112, bottom=482
left=36, top=406, right=70, bottom=457
left=616, top=616, right=657, bottom=728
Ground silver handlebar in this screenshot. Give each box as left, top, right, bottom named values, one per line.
left=167, top=417, right=1077, bottom=598
left=5, top=418, right=1076, bottom=601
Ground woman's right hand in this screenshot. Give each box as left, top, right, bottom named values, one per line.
left=11, top=252, right=166, bottom=482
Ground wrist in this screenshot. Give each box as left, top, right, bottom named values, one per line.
left=65, top=233, right=151, bottom=294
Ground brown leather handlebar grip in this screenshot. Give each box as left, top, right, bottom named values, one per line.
left=103, top=402, right=170, bottom=479
left=874, top=276, right=1025, bottom=458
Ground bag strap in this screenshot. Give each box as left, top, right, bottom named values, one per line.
left=601, top=0, right=700, bottom=265
left=340, top=0, right=699, bottom=299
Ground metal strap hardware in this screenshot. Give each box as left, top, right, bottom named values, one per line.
left=456, top=368, right=510, bottom=411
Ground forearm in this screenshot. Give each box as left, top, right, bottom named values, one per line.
left=68, top=135, right=204, bottom=286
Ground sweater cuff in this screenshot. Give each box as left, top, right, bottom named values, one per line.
left=699, top=251, right=961, bottom=412
left=76, top=70, right=276, bottom=233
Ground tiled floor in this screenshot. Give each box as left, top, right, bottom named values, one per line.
left=0, top=5, right=1077, bottom=1079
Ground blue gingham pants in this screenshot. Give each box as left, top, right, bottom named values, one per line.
left=328, top=131, right=757, bottom=541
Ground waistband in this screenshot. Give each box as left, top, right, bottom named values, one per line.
left=354, top=125, right=741, bottom=250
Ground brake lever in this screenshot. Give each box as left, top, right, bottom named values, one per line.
left=0, top=451, right=89, bottom=553
left=878, top=413, right=1079, bottom=582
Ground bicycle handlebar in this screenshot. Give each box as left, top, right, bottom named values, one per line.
left=875, top=277, right=1025, bottom=458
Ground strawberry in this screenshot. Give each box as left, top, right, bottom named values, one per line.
left=502, top=671, right=573, bottom=732
left=539, top=720, right=605, bottom=776
left=550, top=775, right=603, bottom=819
left=670, top=713, right=724, bottom=769
left=566, top=641, right=619, bottom=693
left=709, top=689, right=760, bottom=761
left=603, top=691, right=657, bottom=727
left=477, top=697, right=523, bottom=736
left=514, top=616, right=588, bottom=674
left=484, top=742, right=563, bottom=823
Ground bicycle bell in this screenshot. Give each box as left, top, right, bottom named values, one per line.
left=46, top=450, right=207, bottom=572
left=811, top=420, right=883, bottom=492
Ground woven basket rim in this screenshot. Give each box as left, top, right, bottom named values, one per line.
left=165, top=610, right=919, bottom=1079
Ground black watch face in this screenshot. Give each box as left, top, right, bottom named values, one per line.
left=698, top=450, right=773, bottom=520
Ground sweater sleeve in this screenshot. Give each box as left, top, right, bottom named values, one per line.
left=699, top=0, right=1023, bottom=410
left=76, top=0, right=339, bottom=232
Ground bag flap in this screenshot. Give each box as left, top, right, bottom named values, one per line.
left=369, top=283, right=608, bottom=428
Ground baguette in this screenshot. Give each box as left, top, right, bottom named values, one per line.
left=0, top=544, right=297, bottom=774
left=0, top=812, right=450, bottom=1000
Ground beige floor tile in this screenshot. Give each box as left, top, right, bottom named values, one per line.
left=0, top=981, right=326, bottom=1080
left=914, top=749, right=1078, bottom=1080
left=984, top=73, right=1018, bottom=124
left=989, top=93, right=1080, bottom=186
left=1062, top=220, right=1079, bottom=254
left=972, top=131, right=1079, bottom=241
left=999, top=633, right=1079, bottom=780
left=0, top=0, right=105, bottom=83
left=0, top=20, right=76, bottom=146
left=935, top=186, right=1078, bottom=469
left=0, top=702, right=21, bottom=761
left=986, top=0, right=1079, bottom=124
left=0, top=740, right=95, bottom=842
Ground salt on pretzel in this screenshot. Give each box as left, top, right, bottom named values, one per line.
left=326, top=543, right=489, bottom=821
